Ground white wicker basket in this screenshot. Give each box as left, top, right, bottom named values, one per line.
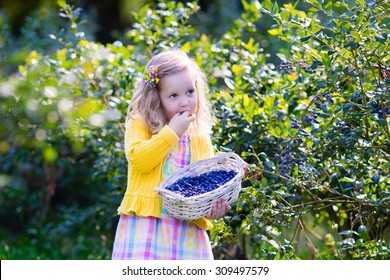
left=155, top=152, right=247, bottom=220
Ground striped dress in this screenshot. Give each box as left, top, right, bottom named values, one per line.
left=111, top=132, right=214, bottom=260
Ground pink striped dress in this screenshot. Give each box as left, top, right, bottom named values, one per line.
left=111, top=132, right=214, bottom=260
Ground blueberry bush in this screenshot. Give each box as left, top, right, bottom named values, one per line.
left=209, top=0, right=390, bottom=260
left=0, top=0, right=389, bottom=259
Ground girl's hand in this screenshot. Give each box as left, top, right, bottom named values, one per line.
left=206, top=198, right=231, bottom=220
left=168, top=111, right=195, bottom=136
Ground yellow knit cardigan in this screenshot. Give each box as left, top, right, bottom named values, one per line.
left=117, top=115, right=214, bottom=230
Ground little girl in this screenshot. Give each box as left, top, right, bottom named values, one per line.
left=111, top=49, right=230, bottom=260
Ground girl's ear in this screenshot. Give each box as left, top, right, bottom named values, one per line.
left=138, top=99, right=144, bottom=111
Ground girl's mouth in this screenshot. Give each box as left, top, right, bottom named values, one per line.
left=179, top=111, right=192, bottom=116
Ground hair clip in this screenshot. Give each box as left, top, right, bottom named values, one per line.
left=144, top=65, right=160, bottom=89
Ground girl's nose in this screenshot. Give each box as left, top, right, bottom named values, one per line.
left=179, top=97, right=189, bottom=107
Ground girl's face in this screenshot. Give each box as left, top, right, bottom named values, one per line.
left=159, top=68, right=198, bottom=122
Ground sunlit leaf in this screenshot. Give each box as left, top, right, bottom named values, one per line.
left=268, top=28, right=283, bottom=36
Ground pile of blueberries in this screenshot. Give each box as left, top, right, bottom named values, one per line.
left=165, top=170, right=238, bottom=197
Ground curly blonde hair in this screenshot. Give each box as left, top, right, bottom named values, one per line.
left=126, top=49, right=213, bottom=135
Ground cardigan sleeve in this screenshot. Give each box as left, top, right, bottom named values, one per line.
left=125, top=116, right=179, bottom=173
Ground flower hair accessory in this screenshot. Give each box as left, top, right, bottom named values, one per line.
left=144, top=65, right=160, bottom=89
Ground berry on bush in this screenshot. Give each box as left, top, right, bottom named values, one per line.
left=277, top=61, right=295, bottom=74
left=303, top=66, right=316, bottom=74
left=303, top=110, right=319, bottom=125
left=165, top=170, right=238, bottom=197
left=276, top=149, right=296, bottom=176
left=291, top=118, right=300, bottom=129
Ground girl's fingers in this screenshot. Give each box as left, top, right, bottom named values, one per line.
left=206, top=198, right=230, bottom=219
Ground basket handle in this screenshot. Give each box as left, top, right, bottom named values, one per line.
left=155, top=187, right=185, bottom=203
left=216, top=152, right=248, bottom=169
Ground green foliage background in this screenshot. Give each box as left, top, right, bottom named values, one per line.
left=0, top=0, right=389, bottom=259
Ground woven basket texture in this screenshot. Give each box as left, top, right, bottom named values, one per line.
left=155, top=152, right=247, bottom=220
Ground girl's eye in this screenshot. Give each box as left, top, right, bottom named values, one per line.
left=187, top=90, right=194, bottom=95
left=169, top=94, right=178, bottom=99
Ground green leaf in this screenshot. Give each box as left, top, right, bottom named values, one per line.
left=57, top=0, right=67, bottom=9
left=377, top=119, right=387, bottom=126
left=311, top=61, right=322, bottom=69
left=270, top=127, right=281, bottom=138
left=272, top=2, right=279, bottom=14
left=317, top=82, right=327, bottom=88
left=262, top=0, right=273, bottom=11
left=343, top=103, right=352, bottom=113
left=224, top=78, right=235, bottom=90
left=300, top=35, right=312, bottom=42
left=339, top=230, right=359, bottom=236
left=268, top=28, right=283, bottom=36
left=281, top=10, right=290, bottom=21
left=181, top=42, right=191, bottom=53
left=322, top=54, right=331, bottom=68
left=306, top=0, right=320, bottom=6
left=375, top=35, right=386, bottom=43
